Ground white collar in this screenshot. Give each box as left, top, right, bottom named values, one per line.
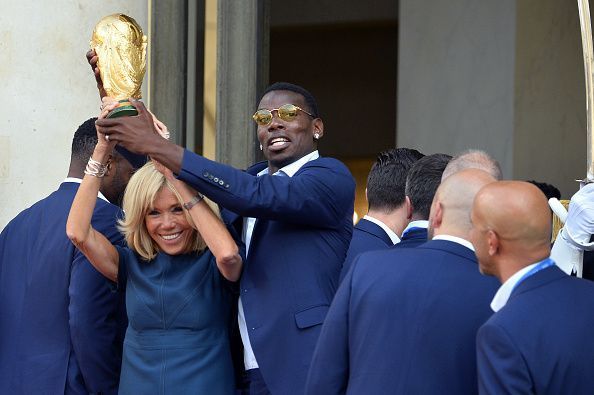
left=432, top=234, right=475, bottom=252
left=363, top=215, right=400, bottom=245
left=64, top=177, right=110, bottom=203
left=402, top=220, right=428, bottom=236
left=257, top=150, right=320, bottom=178
left=490, top=262, right=538, bottom=312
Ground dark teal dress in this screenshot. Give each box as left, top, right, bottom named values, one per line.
left=116, top=247, right=235, bottom=395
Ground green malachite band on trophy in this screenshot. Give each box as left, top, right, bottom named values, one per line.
left=107, top=100, right=138, bottom=118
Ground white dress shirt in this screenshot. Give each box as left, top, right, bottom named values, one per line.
left=489, top=263, right=538, bottom=312
left=363, top=215, right=400, bottom=245
left=401, top=220, right=429, bottom=237
left=432, top=234, right=475, bottom=252
left=238, top=150, right=320, bottom=370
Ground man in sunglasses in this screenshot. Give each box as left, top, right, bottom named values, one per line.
left=90, top=68, right=355, bottom=393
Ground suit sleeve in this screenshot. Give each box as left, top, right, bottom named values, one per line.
left=178, top=150, right=355, bottom=228
left=476, top=323, right=533, bottom=395
left=305, top=259, right=357, bottom=395
left=68, top=207, right=126, bottom=394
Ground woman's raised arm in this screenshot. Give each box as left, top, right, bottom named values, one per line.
left=66, top=103, right=120, bottom=282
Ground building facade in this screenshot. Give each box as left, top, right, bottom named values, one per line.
left=0, top=0, right=589, bottom=227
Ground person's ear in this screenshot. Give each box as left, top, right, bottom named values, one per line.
left=405, top=196, right=413, bottom=220
left=104, top=155, right=114, bottom=177
left=313, top=119, right=324, bottom=140
left=487, top=230, right=499, bottom=256
left=430, top=201, right=443, bottom=230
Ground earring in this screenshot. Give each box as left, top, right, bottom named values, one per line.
left=259, top=144, right=263, bottom=151
left=314, top=133, right=320, bottom=140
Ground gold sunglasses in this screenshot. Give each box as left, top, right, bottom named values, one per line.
left=252, top=104, right=314, bottom=126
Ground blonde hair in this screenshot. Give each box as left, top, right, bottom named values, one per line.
left=118, top=161, right=206, bottom=260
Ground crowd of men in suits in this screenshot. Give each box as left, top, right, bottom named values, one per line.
left=2, top=81, right=594, bottom=394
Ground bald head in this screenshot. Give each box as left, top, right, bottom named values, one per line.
left=442, top=149, right=502, bottom=181
left=471, top=181, right=552, bottom=281
left=428, top=169, right=496, bottom=239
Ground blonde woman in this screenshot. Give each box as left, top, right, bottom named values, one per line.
left=67, top=105, right=242, bottom=394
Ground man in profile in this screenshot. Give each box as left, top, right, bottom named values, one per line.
left=471, top=181, right=594, bottom=394
left=0, top=118, right=144, bottom=394
left=340, top=148, right=424, bottom=282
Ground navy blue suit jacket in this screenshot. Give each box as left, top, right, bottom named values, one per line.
left=0, top=182, right=127, bottom=394
left=339, top=218, right=393, bottom=282
left=178, top=151, right=355, bottom=395
left=396, top=227, right=428, bottom=249
left=306, top=239, right=499, bottom=395
left=477, top=265, right=594, bottom=394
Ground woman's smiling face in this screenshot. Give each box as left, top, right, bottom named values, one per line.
left=145, top=186, right=193, bottom=255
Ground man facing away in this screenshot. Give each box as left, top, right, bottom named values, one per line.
left=0, top=118, right=143, bottom=394
left=471, top=181, right=594, bottom=394
left=305, top=169, right=500, bottom=395
left=399, top=153, right=452, bottom=248
left=339, top=148, right=424, bottom=282
left=92, top=78, right=355, bottom=394
left=441, top=149, right=502, bottom=181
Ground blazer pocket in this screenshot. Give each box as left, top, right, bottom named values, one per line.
left=294, top=304, right=329, bottom=329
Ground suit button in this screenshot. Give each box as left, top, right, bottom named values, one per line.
left=243, top=289, right=248, bottom=293
left=203, top=171, right=209, bottom=177
left=209, top=175, right=214, bottom=180
left=219, top=180, right=224, bottom=185
left=225, top=184, right=230, bottom=188
left=214, top=177, right=219, bottom=182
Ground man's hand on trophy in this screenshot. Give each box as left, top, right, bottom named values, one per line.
left=86, top=49, right=107, bottom=99
left=95, top=99, right=160, bottom=155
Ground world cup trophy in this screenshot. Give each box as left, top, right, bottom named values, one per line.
left=90, top=14, right=147, bottom=118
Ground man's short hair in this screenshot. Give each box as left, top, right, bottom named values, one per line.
left=71, top=118, right=98, bottom=164
left=405, top=153, right=452, bottom=219
left=261, top=82, right=320, bottom=118
left=442, top=149, right=502, bottom=180
left=71, top=117, right=147, bottom=170
left=527, top=180, right=561, bottom=200
left=367, top=148, right=425, bottom=212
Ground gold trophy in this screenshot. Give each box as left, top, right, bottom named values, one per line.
left=90, top=14, right=147, bottom=118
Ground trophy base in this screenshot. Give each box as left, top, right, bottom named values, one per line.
left=107, top=100, right=138, bottom=118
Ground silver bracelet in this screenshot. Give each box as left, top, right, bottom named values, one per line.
left=183, top=193, right=204, bottom=210
left=84, top=157, right=109, bottom=178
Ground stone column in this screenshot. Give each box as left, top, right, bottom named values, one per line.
left=149, top=1, right=188, bottom=147
left=216, top=0, right=270, bottom=168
